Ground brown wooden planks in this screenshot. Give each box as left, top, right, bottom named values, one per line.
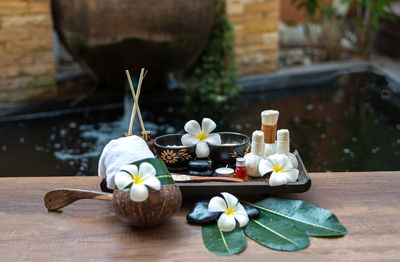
left=0, top=172, right=399, bottom=261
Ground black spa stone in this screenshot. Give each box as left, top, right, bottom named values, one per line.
left=186, top=200, right=221, bottom=224
left=242, top=203, right=260, bottom=218
left=186, top=200, right=260, bottom=224
left=188, top=160, right=211, bottom=170
left=188, top=169, right=214, bottom=176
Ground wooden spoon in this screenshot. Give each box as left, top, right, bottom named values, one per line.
left=171, top=174, right=243, bottom=183
left=44, top=188, right=112, bottom=211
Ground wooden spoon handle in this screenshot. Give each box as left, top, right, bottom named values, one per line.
left=44, top=188, right=113, bottom=211
left=171, top=174, right=244, bottom=183
left=189, top=177, right=243, bottom=183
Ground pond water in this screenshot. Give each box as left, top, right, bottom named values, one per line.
left=0, top=72, right=399, bottom=177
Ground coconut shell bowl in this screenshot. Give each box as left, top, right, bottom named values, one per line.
left=44, top=184, right=182, bottom=228
left=112, top=184, right=182, bottom=227
left=153, top=134, right=196, bottom=171
left=208, top=132, right=250, bottom=168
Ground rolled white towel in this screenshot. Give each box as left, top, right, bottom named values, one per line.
left=98, top=135, right=155, bottom=189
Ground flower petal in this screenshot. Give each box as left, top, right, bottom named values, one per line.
left=221, top=192, right=239, bottom=210
left=232, top=203, right=249, bottom=227
left=184, top=120, right=202, bottom=135
left=234, top=213, right=249, bottom=228
left=120, top=164, right=138, bottom=176
left=138, top=162, right=156, bottom=177
left=142, top=176, right=161, bottom=190
left=283, top=168, right=299, bottom=182
left=232, top=202, right=247, bottom=216
left=201, top=118, right=217, bottom=135
left=218, top=213, right=237, bottom=232
left=204, top=133, right=221, bottom=145
left=195, top=141, right=210, bottom=158
left=208, top=196, right=227, bottom=212
left=130, top=184, right=149, bottom=202
left=181, top=133, right=199, bottom=146
left=259, top=158, right=274, bottom=176
left=114, top=171, right=133, bottom=189
left=269, top=172, right=288, bottom=186
left=269, top=154, right=292, bottom=169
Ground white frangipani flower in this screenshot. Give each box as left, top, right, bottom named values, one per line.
left=208, top=192, right=249, bottom=232
left=259, top=154, right=299, bottom=186
left=181, top=118, right=221, bottom=158
left=114, top=162, right=161, bottom=202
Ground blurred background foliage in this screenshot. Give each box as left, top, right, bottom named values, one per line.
left=183, top=0, right=241, bottom=104
left=290, top=0, right=397, bottom=61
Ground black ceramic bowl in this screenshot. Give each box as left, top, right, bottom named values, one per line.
left=154, top=134, right=196, bottom=171
left=208, top=132, right=250, bottom=168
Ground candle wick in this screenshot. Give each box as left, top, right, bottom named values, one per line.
left=225, top=164, right=228, bottom=168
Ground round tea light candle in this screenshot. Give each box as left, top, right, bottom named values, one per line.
left=215, top=167, right=234, bottom=177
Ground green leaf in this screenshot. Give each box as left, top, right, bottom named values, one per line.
left=131, top=158, right=175, bottom=185
left=247, top=198, right=347, bottom=237
left=201, top=224, right=246, bottom=255
left=245, top=211, right=309, bottom=251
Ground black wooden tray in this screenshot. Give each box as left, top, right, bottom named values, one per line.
left=175, top=150, right=311, bottom=198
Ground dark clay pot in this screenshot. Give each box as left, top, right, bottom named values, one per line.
left=208, top=132, right=250, bottom=168
left=51, top=0, right=215, bottom=88
left=112, top=184, right=182, bottom=227
left=153, top=134, right=196, bottom=171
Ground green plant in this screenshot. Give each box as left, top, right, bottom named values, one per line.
left=185, top=0, right=241, bottom=104
left=292, top=0, right=397, bottom=60
left=348, top=0, right=397, bottom=56
left=290, top=0, right=347, bottom=61
left=292, top=0, right=325, bottom=20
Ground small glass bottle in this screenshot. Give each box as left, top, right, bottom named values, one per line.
left=235, top=158, right=247, bottom=181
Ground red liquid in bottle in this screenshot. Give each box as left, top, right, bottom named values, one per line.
left=235, top=166, right=246, bottom=179
left=235, top=158, right=247, bottom=181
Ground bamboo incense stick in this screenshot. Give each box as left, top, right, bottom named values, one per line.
left=126, top=69, right=146, bottom=135
left=129, top=69, right=148, bottom=128
left=130, top=68, right=145, bottom=130
left=134, top=69, right=146, bottom=133
left=125, top=69, right=137, bottom=135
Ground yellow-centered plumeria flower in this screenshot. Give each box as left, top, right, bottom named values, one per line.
left=208, top=192, right=249, bottom=232
left=181, top=118, right=221, bottom=158
left=259, top=154, right=299, bottom=186
left=114, top=162, right=161, bottom=202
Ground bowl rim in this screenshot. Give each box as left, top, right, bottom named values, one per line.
left=154, top=133, right=195, bottom=149
left=208, top=132, right=250, bottom=146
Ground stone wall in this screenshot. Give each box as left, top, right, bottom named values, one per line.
left=0, top=0, right=56, bottom=103
left=0, top=0, right=279, bottom=104
left=226, top=0, right=279, bottom=75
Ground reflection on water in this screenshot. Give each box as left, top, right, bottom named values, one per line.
left=0, top=72, right=399, bottom=177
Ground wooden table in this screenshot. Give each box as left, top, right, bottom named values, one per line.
left=1, top=172, right=399, bottom=261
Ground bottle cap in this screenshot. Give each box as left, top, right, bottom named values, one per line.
left=236, top=157, right=246, bottom=165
